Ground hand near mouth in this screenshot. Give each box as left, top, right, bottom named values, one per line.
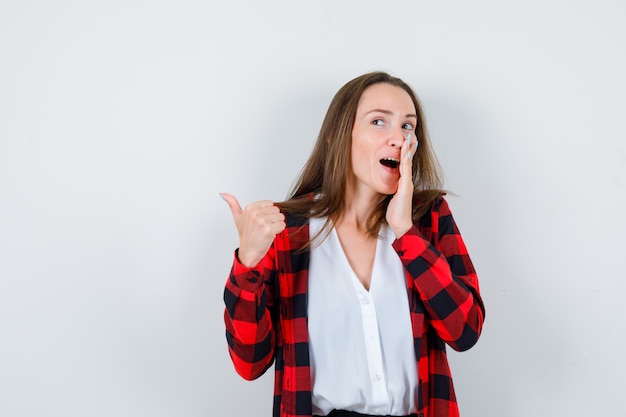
left=386, top=133, right=417, bottom=239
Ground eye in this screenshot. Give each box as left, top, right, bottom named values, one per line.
left=402, top=123, right=414, bottom=130
left=372, top=118, right=384, bottom=126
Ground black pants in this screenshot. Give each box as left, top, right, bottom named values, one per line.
left=317, top=411, right=420, bottom=417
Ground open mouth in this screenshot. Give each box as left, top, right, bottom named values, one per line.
left=380, top=158, right=400, bottom=169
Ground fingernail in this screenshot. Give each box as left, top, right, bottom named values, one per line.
left=414, top=141, right=419, bottom=151
left=219, top=193, right=226, bottom=201
left=407, top=150, right=411, bottom=159
left=407, top=133, right=412, bottom=142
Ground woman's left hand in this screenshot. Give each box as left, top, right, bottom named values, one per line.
left=386, top=133, right=417, bottom=238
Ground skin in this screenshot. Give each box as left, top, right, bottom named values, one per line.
left=222, top=83, right=418, bottom=275
left=333, top=83, right=417, bottom=288
left=345, top=82, right=418, bottom=239
left=220, top=195, right=286, bottom=268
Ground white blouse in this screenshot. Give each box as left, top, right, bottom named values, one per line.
left=307, top=217, right=419, bottom=416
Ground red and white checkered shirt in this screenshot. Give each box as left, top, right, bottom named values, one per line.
left=224, top=196, right=485, bottom=417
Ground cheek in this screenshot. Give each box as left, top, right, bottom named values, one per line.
left=352, top=141, right=365, bottom=159
left=351, top=140, right=371, bottom=172
left=351, top=133, right=372, bottom=158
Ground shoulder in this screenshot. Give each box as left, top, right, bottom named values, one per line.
left=433, top=194, right=451, bottom=214
left=274, top=212, right=311, bottom=258
left=411, top=191, right=447, bottom=219
left=276, top=192, right=317, bottom=226
left=284, top=211, right=310, bottom=228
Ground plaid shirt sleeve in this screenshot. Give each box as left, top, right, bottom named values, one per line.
left=392, top=197, right=485, bottom=351
left=223, top=246, right=278, bottom=380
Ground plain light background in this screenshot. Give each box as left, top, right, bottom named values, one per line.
left=1, top=0, right=625, bottom=416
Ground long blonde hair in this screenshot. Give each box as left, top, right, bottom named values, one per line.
left=277, top=71, right=444, bottom=238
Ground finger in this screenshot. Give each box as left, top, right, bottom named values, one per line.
left=269, top=218, right=287, bottom=234
left=251, top=202, right=282, bottom=214
left=220, top=193, right=243, bottom=222
left=245, top=200, right=276, bottom=214
left=249, top=207, right=285, bottom=232
left=253, top=204, right=282, bottom=217
left=399, top=133, right=413, bottom=179
left=265, top=211, right=286, bottom=225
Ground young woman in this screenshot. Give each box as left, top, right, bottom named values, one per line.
left=221, top=71, right=485, bottom=417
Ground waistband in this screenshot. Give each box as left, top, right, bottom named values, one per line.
left=316, top=410, right=420, bottom=417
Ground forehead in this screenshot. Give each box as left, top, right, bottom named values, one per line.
left=356, top=83, right=416, bottom=115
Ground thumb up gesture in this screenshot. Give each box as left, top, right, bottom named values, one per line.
left=220, top=193, right=286, bottom=268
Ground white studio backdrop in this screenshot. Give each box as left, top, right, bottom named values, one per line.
left=1, top=0, right=625, bottom=416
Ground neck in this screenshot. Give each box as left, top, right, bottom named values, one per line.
left=337, top=186, right=385, bottom=234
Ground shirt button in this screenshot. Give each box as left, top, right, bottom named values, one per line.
left=373, top=374, right=381, bottom=381
left=362, top=298, right=369, bottom=305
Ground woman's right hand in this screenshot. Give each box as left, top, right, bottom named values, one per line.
left=220, top=193, right=286, bottom=268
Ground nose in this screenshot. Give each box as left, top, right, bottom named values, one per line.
left=389, top=128, right=405, bottom=148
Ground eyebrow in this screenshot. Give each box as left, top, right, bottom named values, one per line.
left=365, top=109, right=417, bottom=119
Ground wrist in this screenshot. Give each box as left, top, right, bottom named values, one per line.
left=391, top=223, right=413, bottom=239
left=236, top=249, right=261, bottom=268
